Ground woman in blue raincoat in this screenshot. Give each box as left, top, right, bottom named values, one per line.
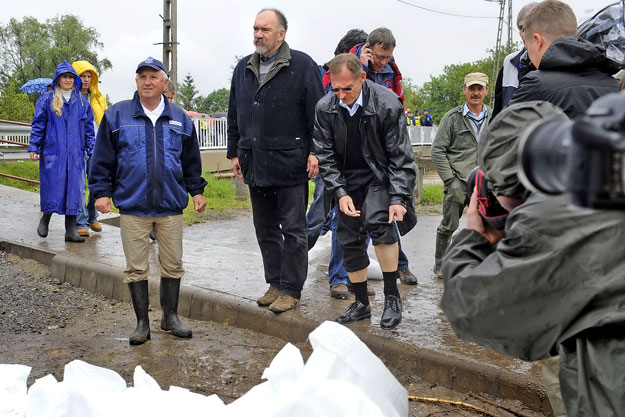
left=28, top=61, right=95, bottom=242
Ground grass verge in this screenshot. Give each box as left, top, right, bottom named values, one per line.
left=0, top=160, right=40, bottom=192
left=421, top=184, right=444, bottom=205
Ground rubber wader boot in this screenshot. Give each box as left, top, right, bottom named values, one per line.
left=160, top=277, right=192, bottom=338
left=64, top=215, right=86, bottom=242
left=128, top=280, right=151, bottom=345
left=433, top=232, right=452, bottom=278
left=37, top=213, right=52, bottom=238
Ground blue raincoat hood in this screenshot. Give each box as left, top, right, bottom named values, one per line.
left=53, top=60, right=82, bottom=91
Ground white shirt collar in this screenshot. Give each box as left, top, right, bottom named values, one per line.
left=338, top=91, right=363, bottom=117
left=141, top=95, right=165, bottom=126
left=462, top=102, right=487, bottom=119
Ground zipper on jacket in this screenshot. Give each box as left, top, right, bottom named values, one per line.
left=152, top=124, right=158, bottom=216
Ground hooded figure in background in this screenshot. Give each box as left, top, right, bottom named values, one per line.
left=71, top=60, right=108, bottom=126
left=441, top=101, right=625, bottom=417
left=28, top=60, right=96, bottom=243
left=71, top=60, right=108, bottom=238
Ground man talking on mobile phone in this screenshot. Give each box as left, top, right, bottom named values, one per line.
left=350, top=27, right=404, bottom=105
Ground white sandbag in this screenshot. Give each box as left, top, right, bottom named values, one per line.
left=225, top=343, right=304, bottom=416
left=167, top=386, right=226, bottom=415
left=304, top=321, right=408, bottom=417
left=132, top=365, right=161, bottom=392
left=271, top=379, right=385, bottom=417
left=26, top=374, right=65, bottom=417
left=0, top=364, right=30, bottom=417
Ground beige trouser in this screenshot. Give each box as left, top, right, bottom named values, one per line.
left=120, top=214, right=184, bottom=283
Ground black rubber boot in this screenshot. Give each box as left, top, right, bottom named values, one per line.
left=433, top=232, right=452, bottom=278
left=64, top=215, right=85, bottom=242
left=160, top=277, right=192, bottom=338
left=37, top=213, right=52, bottom=238
left=128, top=280, right=151, bottom=345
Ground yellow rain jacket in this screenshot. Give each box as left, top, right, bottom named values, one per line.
left=71, top=60, right=108, bottom=125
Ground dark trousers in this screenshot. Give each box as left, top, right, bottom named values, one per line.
left=336, top=181, right=398, bottom=272
left=249, top=183, right=308, bottom=299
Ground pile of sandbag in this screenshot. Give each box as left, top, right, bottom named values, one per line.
left=1, top=321, right=407, bottom=417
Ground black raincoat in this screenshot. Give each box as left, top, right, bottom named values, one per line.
left=509, top=35, right=618, bottom=118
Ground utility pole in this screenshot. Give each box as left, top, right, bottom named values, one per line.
left=160, top=0, right=178, bottom=89
left=492, top=0, right=505, bottom=105
left=507, top=0, right=514, bottom=52
left=486, top=0, right=513, bottom=106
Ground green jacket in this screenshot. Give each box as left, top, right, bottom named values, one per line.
left=442, top=193, right=625, bottom=416
left=431, top=104, right=492, bottom=182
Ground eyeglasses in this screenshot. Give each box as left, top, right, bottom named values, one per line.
left=373, top=53, right=393, bottom=63
left=517, top=25, right=524, bottom=31
left=330, top=87, right=352, bottom=92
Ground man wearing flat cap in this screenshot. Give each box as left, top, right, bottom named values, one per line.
left=90, top=56, right=207, bottom=345
left=431, top=72, right=491, bottom=278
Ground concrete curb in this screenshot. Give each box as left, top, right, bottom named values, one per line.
left=0, top=239, right=551, bottom=414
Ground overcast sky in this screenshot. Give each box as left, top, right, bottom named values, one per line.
left=4, top=0, right=604, bottom=103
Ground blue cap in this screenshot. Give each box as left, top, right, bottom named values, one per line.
left=136, top=56, right=167, bottom=73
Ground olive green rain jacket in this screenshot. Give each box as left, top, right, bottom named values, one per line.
left=431, top=104, right=492, bottom=183
left=441, top=101, right=625, bottom=417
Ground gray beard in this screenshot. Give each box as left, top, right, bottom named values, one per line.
left=254, top=40, right=275, bottom=56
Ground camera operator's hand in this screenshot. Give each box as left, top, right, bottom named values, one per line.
left=339, top=195, right=360, bottom=217
left=467, top=191, right=505, bottom=246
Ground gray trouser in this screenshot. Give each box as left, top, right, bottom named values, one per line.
left=437, top=178, right=468, bottom=235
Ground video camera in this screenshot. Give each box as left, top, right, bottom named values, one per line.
left=466, top=166, right=509, bottom=230
left=517, top=92, right=625, bottom=209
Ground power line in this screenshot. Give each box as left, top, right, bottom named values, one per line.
left=395, top=0, right=498, bottom=19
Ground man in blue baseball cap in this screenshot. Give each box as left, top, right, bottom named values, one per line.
left=90, top=56, right=207, bottom=345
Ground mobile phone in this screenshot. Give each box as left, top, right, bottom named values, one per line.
left=364, top=43, right=375, bottom=72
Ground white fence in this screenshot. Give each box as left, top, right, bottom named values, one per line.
left=0, top=121, right=32, bottom=148
left=1, top=118, right=433, bottom=151
left=408, top=126, right=437, bottom=145
left=193, top=117, right=228, bottom=150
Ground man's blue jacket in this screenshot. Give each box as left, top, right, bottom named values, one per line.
left=89, top=92, right=207, bottom=217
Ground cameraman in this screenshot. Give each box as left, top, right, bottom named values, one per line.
left=441, top=101, right=625, bottom=417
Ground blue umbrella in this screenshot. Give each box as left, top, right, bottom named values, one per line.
left=20, top=78, right=53, bottom=94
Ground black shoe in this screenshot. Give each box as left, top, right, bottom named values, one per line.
left=381, top=295, right=402, bottom=330
left=160, top=277, right=192, bottom=338
left=37, top=213, right=52, bottom=238
left=336, top=301, right=371, bottom=324
left=128, top=280, right=151, bottom=345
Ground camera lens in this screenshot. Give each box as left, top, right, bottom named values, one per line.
left=517, top=118, right=573, bottom=195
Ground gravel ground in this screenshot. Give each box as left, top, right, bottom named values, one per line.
left=0, top=251, right=112, bottom=334
left=0, top=249, right=545, bottom=416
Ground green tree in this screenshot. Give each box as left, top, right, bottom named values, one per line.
left=402, top=77, right=424, bottom=115
left=0, top=15, right=111, bottom=89
left=177, top=73, right=198, bottom=111
left=196, top=88, right=229, bottom=114
left=0, top=79, right=35, bottom=122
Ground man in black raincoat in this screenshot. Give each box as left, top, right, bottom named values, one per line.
left=441, top=100, right=625, bottom=417
left=509, top=0, right=618, bottom=118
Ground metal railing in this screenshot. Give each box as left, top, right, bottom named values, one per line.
left=408, top=126, right=437, bottom=145
left=1, top=117, right=433, bottom=150
left=193, top=117, right=227, bottom=150
left=0, top=120, right=32, bottom=149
